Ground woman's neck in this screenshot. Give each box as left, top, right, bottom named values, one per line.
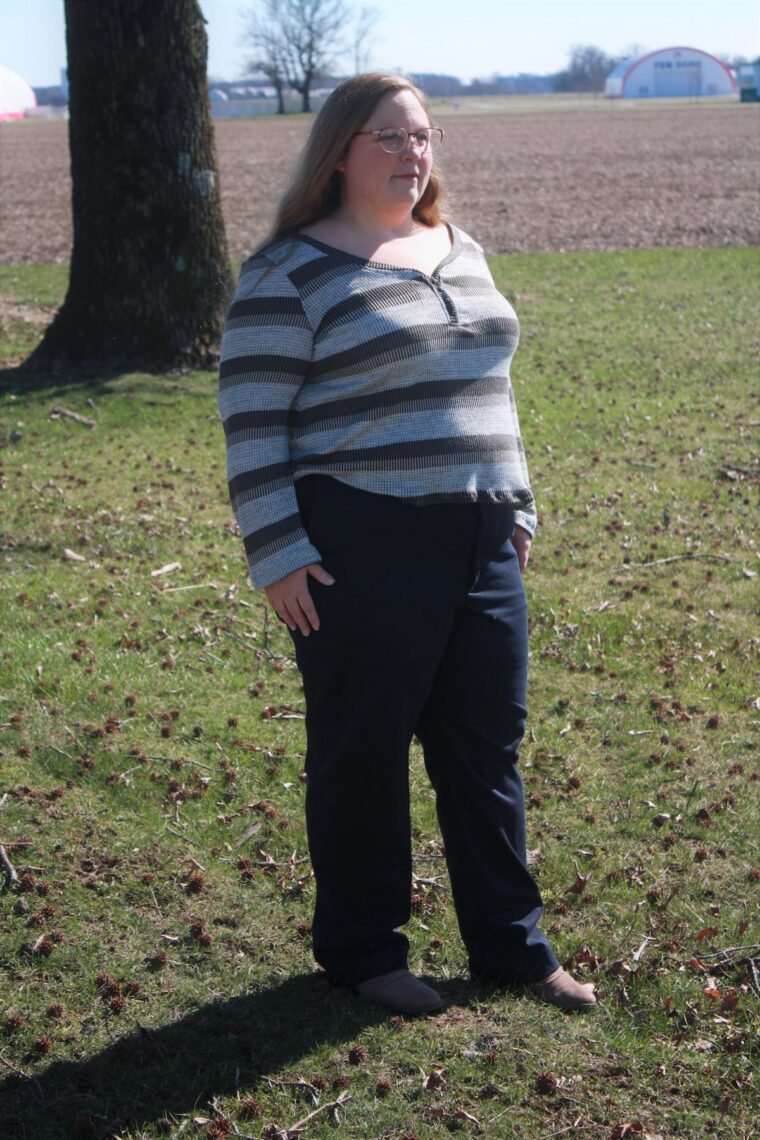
left=327, top=203, right=424, bottom=244
left=300, top=213, right=451, bottom=276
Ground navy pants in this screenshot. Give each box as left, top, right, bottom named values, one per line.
left=292, top=476, right=558, bottom=986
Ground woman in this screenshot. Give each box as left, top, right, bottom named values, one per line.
left=219, top=74, right=596, bottom=1015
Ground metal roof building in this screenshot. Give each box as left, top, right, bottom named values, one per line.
left=0, top=64, right=37, bottom=120
left=605, top=47, right=736, bottom=99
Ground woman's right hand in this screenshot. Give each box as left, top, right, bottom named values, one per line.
left=265, top=563, right=335, bottom=636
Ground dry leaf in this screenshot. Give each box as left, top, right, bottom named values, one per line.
left=236, top=822, right=262, bottom=847
left=423, top=1068, right=446, bottom=1092
left=567, top=872, right=590, bottom=895
left=455, top=1108, right=481, bottom=1124
left=151, top=562, right=182, bottom=577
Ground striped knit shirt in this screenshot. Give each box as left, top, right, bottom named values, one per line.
left=219, top=225, right=536, bottom=589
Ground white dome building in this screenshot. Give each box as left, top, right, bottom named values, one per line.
left=605, top=47, right=736, bottom=99
left=0, top=64, right=37, bottom=120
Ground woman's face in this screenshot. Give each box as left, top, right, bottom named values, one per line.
left=338, top=88, right=434, bottom=218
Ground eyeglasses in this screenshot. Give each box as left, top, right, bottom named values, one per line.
left=353, top=126, right=444, bottom=154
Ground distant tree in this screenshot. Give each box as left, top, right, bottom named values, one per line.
left=409, top=73, right=464, bottom=98
left=469, top=74, right=499, bottom=96
left=23, top=0, right=232, bottom=374
left=245, top=0, right=350, bottom=114
left=718, top=52, right=754, bottom=69
left=351, top=5, right=380, bottom=74
left=553, top=44, right=618, bottom=94
left=245, top=5, right=291, bottom=114
left=621, top=43, right=645, bottom=62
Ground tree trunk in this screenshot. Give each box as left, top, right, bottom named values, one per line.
left=23, top=0, right=232, bottom=374
left=301, top=72, right=312, bottom=113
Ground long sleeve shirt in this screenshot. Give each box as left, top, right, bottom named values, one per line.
left=219, top=225, right=536, bottom=589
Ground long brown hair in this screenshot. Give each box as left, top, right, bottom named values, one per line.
left=269, top=73, right=447, bottom=241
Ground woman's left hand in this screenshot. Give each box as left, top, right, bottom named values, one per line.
left=513, top=525, right=532, bottom=573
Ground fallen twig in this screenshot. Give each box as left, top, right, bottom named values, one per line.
left=632, top=936, right=655, bottom=963
left=207, top=1097, right=257, bottom=1138
left=149, top=886, right=162, bottom=918
left=720, top=463, right=758, bottom=478
left=147, top=755, right=215, bottom=771
left=619, top=553, right=734, bottom=568
left=181, top=758, right=216, bottom=772
left=537, top=1118, right=587, bottom=1138
left=164, top=826, right=206, bottom=849
left=117, top=765, right=144, bottom=782
left=264, top=1075, right=321, bottom=1103
left=0, top=1049, right=44, bottom=1097
left=276, top=1090, right=350, bottom=1137
left=0, top=1051, right=30, bottom=1078
left=683, top=778, right=700, bottom=817
left=160, top=582, right=218, bottom=593
left=749, top=958, right=760, bottom=1001
left=47, top=745, right=74, bottom=760
left=0, top=844, right=19, bottom=887
left=50, top=405, right=95, bottom=428
left=698, top=944, right=760, bottom=959
left=223, top=630, right=259, bottom=652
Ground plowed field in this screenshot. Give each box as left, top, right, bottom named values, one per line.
left=1, top=101, right=757, bottom=263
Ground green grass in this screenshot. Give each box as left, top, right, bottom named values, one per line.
left=429, top=92, right=742, bottom=115
left=0, top=249, right=758, bottom=1139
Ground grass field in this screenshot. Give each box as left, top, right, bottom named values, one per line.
left=428, top=92, right=741, bottom=115
left=0, top=247, right=758, bottom=1139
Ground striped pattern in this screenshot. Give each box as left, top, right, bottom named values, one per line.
left=219, top=226, right=536, bottom=588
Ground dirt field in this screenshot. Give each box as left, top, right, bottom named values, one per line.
left=1, top=101, right=758, bottom=263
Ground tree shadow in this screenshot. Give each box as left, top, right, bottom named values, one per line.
left=0, top=363, right=126, bottom=397
left=0, top=972, right=402, bottom=1139
left=0, top=363, right=217, bottom=401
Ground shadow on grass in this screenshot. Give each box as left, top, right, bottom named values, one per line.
left=0, top=364, right=216, bottom=402
left=0, top=973, right=397, bottom=1139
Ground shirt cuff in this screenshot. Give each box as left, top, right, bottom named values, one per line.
left=248, top=536, right=323, bottom=590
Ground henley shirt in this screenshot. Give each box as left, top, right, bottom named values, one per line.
left=219, top=225, right=537, bottom=589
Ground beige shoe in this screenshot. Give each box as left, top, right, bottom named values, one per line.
left=356, top=969, right=445, bottom=1014
left=531, top=966, right=597, bottom=1011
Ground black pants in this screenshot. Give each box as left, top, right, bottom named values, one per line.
left=292, top=475, right=558, bottom=986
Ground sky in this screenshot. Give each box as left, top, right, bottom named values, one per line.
left=2, top=0, right=758, bottom=87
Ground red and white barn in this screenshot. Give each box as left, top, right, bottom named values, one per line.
left=0, top=64, right=37, bottom=120
left=605, top=47, right=736, bottom=99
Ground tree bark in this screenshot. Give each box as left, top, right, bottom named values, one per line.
left=23, top=0, right=232, bottom=374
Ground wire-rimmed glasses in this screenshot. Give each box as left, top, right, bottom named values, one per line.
left=353, top=126, right=444, bottom=154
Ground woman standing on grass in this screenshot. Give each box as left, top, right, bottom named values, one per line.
left=219, top=73, right=596, bottom=1015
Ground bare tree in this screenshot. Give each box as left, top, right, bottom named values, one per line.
left=245, top=5, right=290, bottom=114
left=23, top=0, right=231, bottom=374
left=352, top=5, right=380, bottom=74
left=553, top=44, right=618, bottom=94
left=245, top=0, right=350, bottom=113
